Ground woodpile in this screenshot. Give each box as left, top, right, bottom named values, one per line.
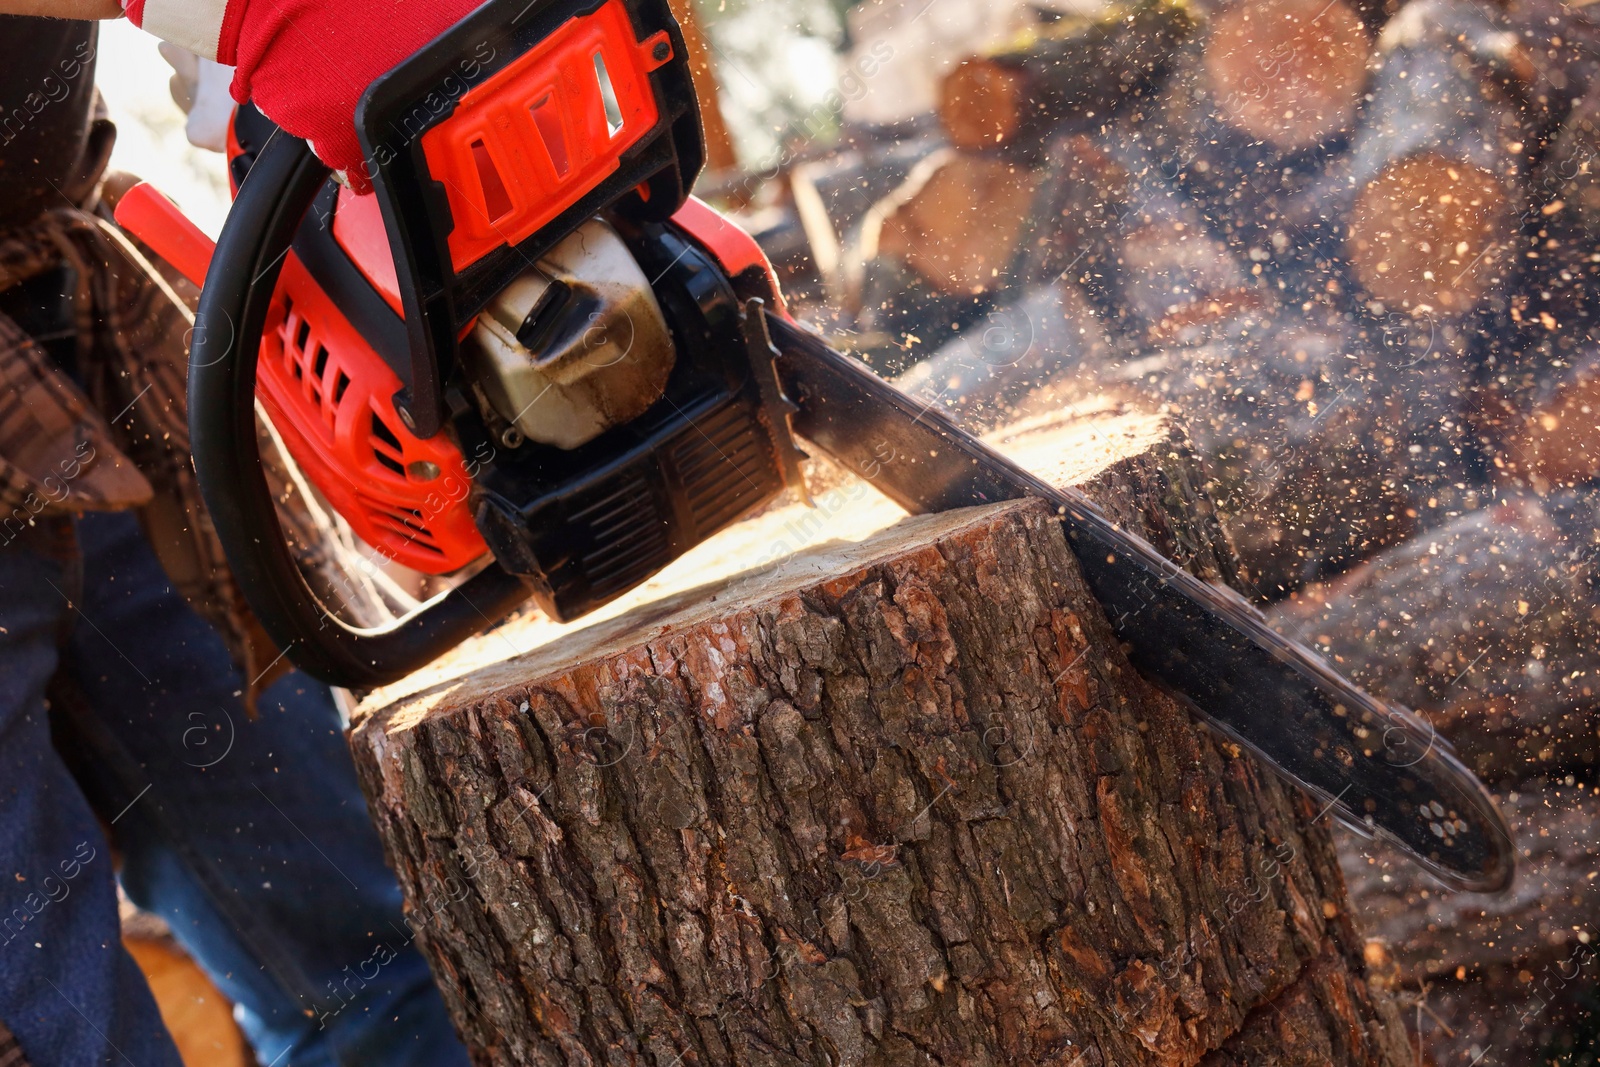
left=1270, top=490, right=1600, bottom=1065
left=348, top=410, right=1416, bottom=1066
left=832, top=0, right=1600, bottom=591
left=746, top=0, right=1600, bottom=1059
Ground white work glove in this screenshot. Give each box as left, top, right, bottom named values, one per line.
left=159, top=42, right=235, bottom=153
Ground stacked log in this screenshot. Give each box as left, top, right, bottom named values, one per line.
left=348, top=410, right=1416, bottom=1066
left=847, top=149, right=1048, bottom=374
left=1340, top=0, right=1529, bottom=319
left=1202, top=0, right=1371, bottom=155
left=936, top=0, right=1196, bottom=157
left=1270, top=490, right=1600, bottom=1065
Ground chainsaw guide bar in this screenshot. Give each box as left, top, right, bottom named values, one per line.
left=766, top=313, right=1515, bottom=893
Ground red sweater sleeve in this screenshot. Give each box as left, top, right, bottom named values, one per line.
left=121, top=0, right=483, bottom=190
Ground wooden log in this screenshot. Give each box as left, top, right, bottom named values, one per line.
left=1203, top=0, right=1371, bottom=155
left=1040, top=135, right=1265, bottom=341
left=1339, top=780, right=1600, bottom=1067
left=939, top=57, right=1030, bottom=152
left=1342, top=0, right=1531, bottom=318
left=1268, top=489, right=1600, bottom=786
left=935, top=0, right=1197, bottom=156
left=348, top=411, right=1414, bottom=1067
left=845, top=148, right=1051, bottom=370
left=1518, top=80, right=1600, bottom=383
left=1346, top=154, right=1514, bottom=317
left=891, top=278, right=1118, bottom=433
left=1500, top=348, right=1600, bottom=492
left=856, top=148, right=1046, bottom=301
left=1015, top=132, right=1131, bottom=303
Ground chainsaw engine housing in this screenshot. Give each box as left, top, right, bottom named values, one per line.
left=178, top=0, right=806, bottom=688
left=463, top=218, right=676, bottom=451
left=463, top=221, right=793, bottom=621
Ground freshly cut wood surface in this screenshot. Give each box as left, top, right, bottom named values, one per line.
left=350, top=410, right=1412, bottom=1066
left=355, top=408, right=1230, bottom=717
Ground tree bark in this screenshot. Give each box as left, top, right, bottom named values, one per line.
left=348, top=412, right=1414, bottom=1067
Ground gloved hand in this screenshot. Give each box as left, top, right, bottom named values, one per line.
left=123, top=0, right=482, bottom=190
left=158, top=43, right=235, bottom=153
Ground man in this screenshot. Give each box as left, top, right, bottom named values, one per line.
left=0, top=2, right=489, bottom=1063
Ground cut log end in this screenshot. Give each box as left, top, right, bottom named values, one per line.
left=1204, top=0, right=1371, bottom=152
left=939, top=57, right=1029, bottom=151
left=1347, top=152, right=1513, bottom=313
left=871, top=152, right=1044, bottom=297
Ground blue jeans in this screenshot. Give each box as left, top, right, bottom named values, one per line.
left=0, top=512, right=471, bottom=1067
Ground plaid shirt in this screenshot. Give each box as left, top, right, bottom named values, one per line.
left=0, top=1016, right=29, bottom=1067
left=0, top=199, right=409, bottom=708
left=0, top=203, right=291, bottom=694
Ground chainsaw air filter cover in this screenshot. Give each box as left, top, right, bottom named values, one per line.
left=461, top=218, right=676, bottom=451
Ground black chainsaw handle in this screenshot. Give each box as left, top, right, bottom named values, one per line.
left=190, top=131, right=531, bottom=690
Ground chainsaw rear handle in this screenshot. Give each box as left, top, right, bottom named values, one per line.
left=190, top=130, right=532, bottom=689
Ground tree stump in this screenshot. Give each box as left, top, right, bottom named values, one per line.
left=348, top=410, right=1414, bottom=1067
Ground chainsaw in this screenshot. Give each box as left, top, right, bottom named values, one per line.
left=114, top=0, right=1514, bottom=892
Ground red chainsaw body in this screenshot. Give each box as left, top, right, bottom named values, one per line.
left=256, top=255, right=488, bottom=572
left=116, top=0, right=771, bottom=579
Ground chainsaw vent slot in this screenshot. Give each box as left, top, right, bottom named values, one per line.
left=369, top=412, right=407, bottom=476
left=593, top=52, right=624, bottom=138
left=574, top=472, right=670, bottom=596
left=669, top=401, right=781, bottom=538
left=528, top=96, right=570, bottom=176
left=470, top=138, right=514, bottom=221
left=257, top=257, right=487, bottom=574
left=356, top=493, right=444, bottom=556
